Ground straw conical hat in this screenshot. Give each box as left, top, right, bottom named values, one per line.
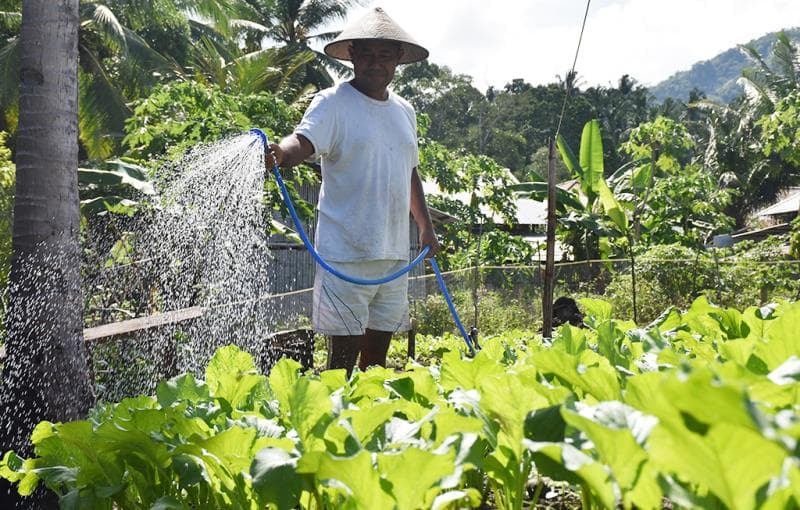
left=324, top=7, right=429, bottom=64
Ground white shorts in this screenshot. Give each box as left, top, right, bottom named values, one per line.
left=312, top=259, right=410, bottom=336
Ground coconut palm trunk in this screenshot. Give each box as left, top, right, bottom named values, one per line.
left=0, top=0, right=93, bottom=506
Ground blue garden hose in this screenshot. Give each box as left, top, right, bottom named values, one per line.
left=250, top=128, right=475, bottom=355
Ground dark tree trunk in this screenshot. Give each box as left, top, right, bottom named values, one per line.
left=0, top=1, right=93, bottom=508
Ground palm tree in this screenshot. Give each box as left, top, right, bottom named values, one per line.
left=0, top=1, right=93, bottom=508
left=738, top=32, right=799, bottom=112
left=230, top=0, right=366, bottom=89
left=0, top=1, right=183, bottom=158
left=190, top=27, right=316, bottom=103
left=699, top=33, right=800, bottom=228
left=0, top=0, right=246, bottom=160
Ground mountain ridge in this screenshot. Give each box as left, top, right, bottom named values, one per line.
left=649, top=27, right=800, bottom=104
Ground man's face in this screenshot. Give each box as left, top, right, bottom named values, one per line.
left=349, top=40, right=403, bottom=92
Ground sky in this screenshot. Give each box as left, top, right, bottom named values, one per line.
left=320, top=0, right=800, bottom=91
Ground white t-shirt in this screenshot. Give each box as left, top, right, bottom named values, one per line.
left=295, top=82, right=418, bottom=262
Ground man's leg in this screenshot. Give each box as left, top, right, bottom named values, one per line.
left=327, top=335, right=361, bottom=373
left=358, top=329, right=393, bottom=371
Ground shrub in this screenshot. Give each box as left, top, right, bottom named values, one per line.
left=411, top=288, right=538, bottom=337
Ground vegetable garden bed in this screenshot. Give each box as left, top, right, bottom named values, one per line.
left=2, top=297, right=799, bottom=509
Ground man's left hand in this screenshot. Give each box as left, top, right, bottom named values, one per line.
left=419, top=229, right=440, bottom=258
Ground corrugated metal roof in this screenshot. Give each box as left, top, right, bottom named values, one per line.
left=422, top=179, right=548, bottom=226
left=755, top=188, right=800, bottom=217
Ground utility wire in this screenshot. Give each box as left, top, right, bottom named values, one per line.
left=554, top=0, right=592, bottom=139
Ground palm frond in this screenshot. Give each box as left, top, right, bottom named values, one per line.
left=188, top=18, right=239, bottom=60
left=80, top=3, right=128, bottom=54
left=78, top=43, right=132, bottom=159
left=233, top=46, right=315, bottom=94
left=228, top=18, right=270, bottom=33
left=0, top=10, right=21, bottom=31
left=174, top=0, right=242, bottom=37
left=772, top=32, right=799, bottom=88
left=738, top=43, right=775, bottom=78
left=299, top=0, right=367, bottom=33
left=315, top=49, right=351, bottom=79
left=737, top=72, right=776, bottom=109
left=119, top=25, right=182, bottom=77
left=190, top=36, right=230, bottom=88
left=307, top=29, right=342, bottom=43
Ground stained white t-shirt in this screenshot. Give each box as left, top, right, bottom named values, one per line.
left=295, top=82, right=418, bottom=262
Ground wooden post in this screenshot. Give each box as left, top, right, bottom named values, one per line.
left=542, top=138, right=557, bottom=338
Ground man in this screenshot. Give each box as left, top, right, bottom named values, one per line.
left=268, top=8, right=439, bottom=373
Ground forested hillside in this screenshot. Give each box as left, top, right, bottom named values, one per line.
left=650, top=27, right=800, bottom=103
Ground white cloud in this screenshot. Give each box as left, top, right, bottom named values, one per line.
left=320, top=0, right=800, bottom=91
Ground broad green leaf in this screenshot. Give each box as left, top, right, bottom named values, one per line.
left=524, top=405, right=566, bottom=442
left=556, top=134, right=582, bottom=180
left=579, top=119, right=604, bottom=194
left=524, top=441, right=616, bottom=509
left=649, top=306, right=682, bottom=332
left=507, top=181, right=584, bottom=211
left=551, top=325, right=587, bottom=355
left=0, top=451, right=24, bottom=483
left=156, top=373, right=210, bottom=407
left=171, top=453, right=209, bottom=488
left=251, top=447, right=302, bottom=510
left=631, top=162, right=653, bottom=191
left=532, top=349, right=620, bottom=402
left=562, top=403, right=662, bottom=509
left=348, top=366, right=395, bottom=403
left=206, top=345, right=265, bottom=409
left=479, top=372, right=549, bottom=451
left=403, top=366, right=441, bottom=405
left=719, top=339, right=757, bottom=367
left=431, top=410, right=484, bottom=446
left=757, top=302, right=800, bottom=370
left=297, top=450, right=395, bottom=510
left=597, top=178, right=628, bottom=231
left=377, top=447, right=458, bottom=510
left=578, top=298, right=613, bottom=326
left=557, top=134, right=595, bottom=206
left=198, top=425, right=257, bottom=474
left=286, top=377, right=334, bottom=450
left=319, top=369, right=348, bottom=391
left=439, top=349, right=505, bottom=393
left=710, top=308, right=751, bottom=339
left=648, top=421, right=787, bottom=510
left=268, top=357, right=303, bottom=411
left=332, top=401, right=398, bottom=452
left=623, top=372, right=684, bottom=424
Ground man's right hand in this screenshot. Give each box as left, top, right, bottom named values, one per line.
left=266, top=142, right=283, bottom=169
left=266, top=134, right=315, bottom=171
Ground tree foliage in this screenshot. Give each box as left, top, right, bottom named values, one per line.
left=122, top=80, right=300, bottom=162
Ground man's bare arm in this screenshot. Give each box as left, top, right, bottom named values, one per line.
left=267, top=133, right=315, bottom=169
left=410, top=167, right=440, bottom=257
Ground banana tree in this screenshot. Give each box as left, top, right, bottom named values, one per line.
left=552, top=119, right=629, bottom=260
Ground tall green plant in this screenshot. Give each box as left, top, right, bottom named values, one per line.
left=553, top=119, right=628, bottom=260
left=615, top=117, right=734, bottom=248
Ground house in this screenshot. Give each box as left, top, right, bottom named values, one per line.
left=719, top=188, right=799, bottom=250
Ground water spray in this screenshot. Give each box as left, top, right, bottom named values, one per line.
left=250, top=128, right=476, bottom=356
